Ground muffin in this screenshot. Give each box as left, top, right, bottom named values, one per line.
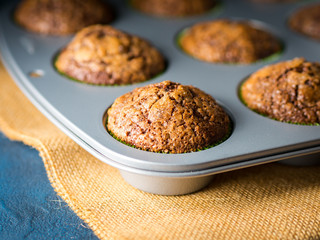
left=179, top=19, right=282, bottom=64
left=55, top=25, right=166, bottom=85
left=288, top=4, right=320, bottom=41
left=107, top=81, right=231, bottom=153
left=130, top=0, right=217, bottom=17
left=14, top=0, right=113, bottom=35
left=241, top=58, right=320, bottom=125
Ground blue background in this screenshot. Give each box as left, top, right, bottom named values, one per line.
left=0, top=132, right=99, bottom=240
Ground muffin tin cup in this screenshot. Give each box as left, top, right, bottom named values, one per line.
left=1, top=0, right=320, bottom=195
left=120, top=171, right=214, bottom=195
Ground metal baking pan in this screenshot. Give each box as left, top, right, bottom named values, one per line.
left=1, top=0, right=319, bottom=195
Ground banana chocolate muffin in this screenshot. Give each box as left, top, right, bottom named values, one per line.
left=288, top=4, right=320, bottom=41
left=179, top=19, right=282, bottom=64
left=107, top=81, right=230, bottom=153
left=55, top=25, right=165, bottom=85
left=241, top=58, right=320, bottom=125
left=14, top=0, right=113, bottom=35
left=130, top=0, right=217, bottom=17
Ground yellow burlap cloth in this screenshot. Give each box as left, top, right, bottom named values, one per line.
left=1, top=60, right=320, bottom=240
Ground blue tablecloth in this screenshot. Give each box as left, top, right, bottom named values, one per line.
left=0, top=132, right=99, bottom=240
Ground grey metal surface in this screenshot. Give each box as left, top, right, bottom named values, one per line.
left=0, top=0, right=320, bottom=194
left=119, top=170, right=214, bottom=195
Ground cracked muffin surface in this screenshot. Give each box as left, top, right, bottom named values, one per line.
left=289, top=4, right=320, bottom=41
left=14, top=0, right=113, bottom=35
left=180, top=19, right=282, bottom=64
left=107, top=81, right=230, bottom=153
left=130, top=0, right=216, bottom=17
left=241, top=58, right=320, bottom=124
left=55, top=25, right=165, bottom=85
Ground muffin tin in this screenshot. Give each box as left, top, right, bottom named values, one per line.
left=0, top=0, right=320, bottom=195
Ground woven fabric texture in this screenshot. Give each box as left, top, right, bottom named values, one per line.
left=0, top=61, right=320, bottom=240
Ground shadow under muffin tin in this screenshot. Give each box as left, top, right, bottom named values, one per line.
left=0, top=0, right=319, bottom=195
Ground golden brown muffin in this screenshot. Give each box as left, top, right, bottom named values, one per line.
left=55, top=25, right=166, bottom=85
left=107, top=81, right=231, bottom=153
left=179, top=19, right=282, bottom=64
left=241, top=58, right=320, bottom=125
left=130, top=0, right=216, bottom=17
left=14, top=0, right=114, bottom=35
left=288, top=4, right=320, bottom=41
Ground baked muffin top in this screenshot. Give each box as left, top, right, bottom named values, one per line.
left=179, top=19, right=282, bottom=64
left=241, top=58, right=320, bottom=125
left=55, top=25, right=166, bottom=85
left=107, top=81, right=230, bottom=153
left=130, top=0, right=216, bottom=17
left=14, top=0, right=113, bottom=35
left=288, top=4, right=320, bottom=41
